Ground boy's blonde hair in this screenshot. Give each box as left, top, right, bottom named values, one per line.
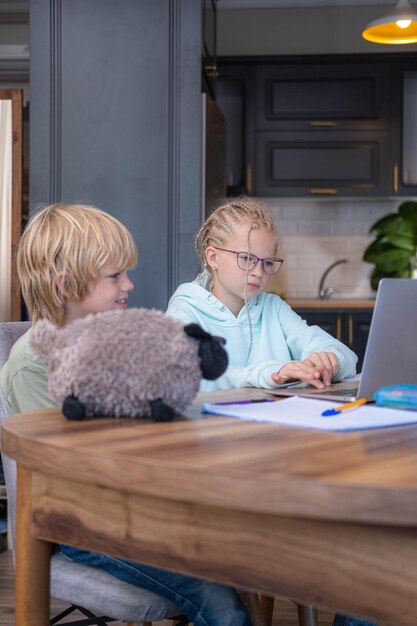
left=17, top=203, right=138, bottom=326
left=195, top=197, right=278, bottom=290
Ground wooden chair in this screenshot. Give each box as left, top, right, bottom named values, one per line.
left=297, top=604, right=318, bottom=626
left=256, top=595, right=318, bottom=626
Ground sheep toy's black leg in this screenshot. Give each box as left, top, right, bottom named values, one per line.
left=149, top=398, right=175, bottom=422
left=62, top=395, right=86, bottom=421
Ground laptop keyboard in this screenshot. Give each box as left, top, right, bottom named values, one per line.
left=318, top=388, right=357, bottom=396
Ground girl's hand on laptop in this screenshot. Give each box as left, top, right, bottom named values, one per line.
left=306, top=351, right=339, bottom=386
left=272, top=352, right=338, bottom=389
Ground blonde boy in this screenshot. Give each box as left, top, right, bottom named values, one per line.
left=1, top=203, right=137, bottom=416
left=0, top=202, right=252, bottom=626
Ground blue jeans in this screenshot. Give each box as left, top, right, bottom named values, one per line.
left=60, top=546, right=252, bottom=626
left=333, top=615, right=376, bottom=626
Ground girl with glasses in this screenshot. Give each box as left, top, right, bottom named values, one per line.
left=166, top=198, right=373, bottom=626
left=166, top=198, right=357, bottom=393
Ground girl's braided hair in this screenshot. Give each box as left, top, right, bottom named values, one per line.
left=195, top=197, right=278, bottom=290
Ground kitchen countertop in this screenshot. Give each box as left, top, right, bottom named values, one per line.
left=287, top=298, right=375, bottom=309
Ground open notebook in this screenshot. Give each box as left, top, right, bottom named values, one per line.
left=267, top=278, right=417, bottom=402
left=203, top=396, right=417, bottom=431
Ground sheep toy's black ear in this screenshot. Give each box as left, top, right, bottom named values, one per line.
left=184, top=323, right=228, bottom=380
left=62, top=395, right=86, bottom=421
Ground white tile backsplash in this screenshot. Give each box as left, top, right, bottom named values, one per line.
left=261, top=197, right=404, bottom=299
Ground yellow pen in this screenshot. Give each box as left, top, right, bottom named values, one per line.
left=322, top=398, right=367, bottom=417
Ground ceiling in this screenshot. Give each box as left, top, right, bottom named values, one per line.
left=218, top=1, right=403, bottom=7
left=0, top=0, right=401, bottom=8
left=0, top=0, right=408, bottom=12
left=0, top=1, right=411, bottom=17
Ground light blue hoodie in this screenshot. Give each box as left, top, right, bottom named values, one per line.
left=166, top=282, right=357, bottom=392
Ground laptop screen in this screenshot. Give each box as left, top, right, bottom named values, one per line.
left=358, top=278, right=417, bottom=400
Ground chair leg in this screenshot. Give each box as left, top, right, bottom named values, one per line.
left=259, top=595, right=274, bottom=626
left=297, top=603, right=318, bottom=626
left=240, top=591, right=267, bottom=626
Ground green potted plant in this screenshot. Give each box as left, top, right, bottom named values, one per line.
left=363, top=200, right=417, bottom=291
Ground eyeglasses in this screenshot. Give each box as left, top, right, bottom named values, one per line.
left=212, top=246, right=284, bottom=275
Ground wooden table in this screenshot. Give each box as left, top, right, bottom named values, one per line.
left=3, top=387, right=417, bottom=626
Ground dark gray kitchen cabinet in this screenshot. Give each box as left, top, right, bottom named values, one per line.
left=217, top=64, right=256, bottom=196
left=294, top=308, right=373, bottom=373
left=256, top=63, right=390, bottom=132
left=254, top=61, right=391, bottom=196
left=218, top=56, right=397, bottom=197
left=255, top=130, right=390, bottom=197
left=349, top=311, right=373, bottom=373
left=389, top=64, right=417, bottom=197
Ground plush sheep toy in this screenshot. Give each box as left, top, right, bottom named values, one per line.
left=30, top=308, right=228, bottom=422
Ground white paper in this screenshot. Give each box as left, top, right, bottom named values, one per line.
left=203, top=396, right=417, bottom=431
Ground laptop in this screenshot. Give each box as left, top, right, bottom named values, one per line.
left=267, top=278, right=417, bottom=402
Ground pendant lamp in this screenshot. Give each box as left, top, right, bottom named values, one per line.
left=362, top=0, right=417, bottom=44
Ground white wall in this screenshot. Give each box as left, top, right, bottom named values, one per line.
left=264, top=197, right=401, bottom=299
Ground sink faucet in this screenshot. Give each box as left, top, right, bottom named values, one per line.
left=318, top=259, right=350, bottom=300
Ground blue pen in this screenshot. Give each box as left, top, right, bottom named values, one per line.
left=214, top=399, right=275, bottom=406
left=322, top=398, right=367, bottom=417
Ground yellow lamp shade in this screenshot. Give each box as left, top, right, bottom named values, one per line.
left=362, top=0, right=417, bottom=44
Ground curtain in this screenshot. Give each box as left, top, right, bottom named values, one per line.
left=0, top=100, right=12, bottom=322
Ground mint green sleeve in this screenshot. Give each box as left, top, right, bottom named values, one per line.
left=278, top=300, right=358, bottom=382
left=199, top=362, right=287, bottom=392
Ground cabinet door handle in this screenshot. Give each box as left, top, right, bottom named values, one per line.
left=308, top=121, right=338, bottom=127
left=246, top=165, right=253, bottom=195
left=308, top=188, right=338, bottom=195
left=393, top=163, right=399, bottom=194
left=336, top=314, right=342, bottom=341
left=348, top=314, right=353, bottom=346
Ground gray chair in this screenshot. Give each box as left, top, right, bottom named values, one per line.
left=0, top=321, right=184, bottom=626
